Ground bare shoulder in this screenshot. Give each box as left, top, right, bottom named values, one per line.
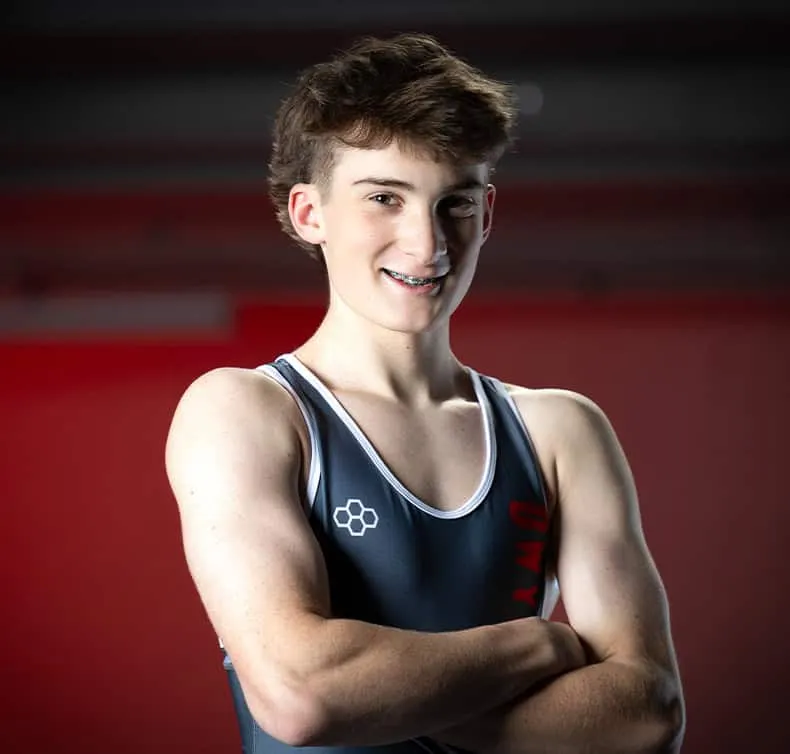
left=505, top=383, right=607, bottom=430
left=165, top=365, right=307, bottom=516
left=502, top=384, right=617, bottom=487
left=168, top=365, right=299, bottom=430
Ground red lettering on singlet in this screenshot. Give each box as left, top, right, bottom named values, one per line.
left=515, top=541, right=544, bottom=573
left=513, top=587, right=538, bottom=606
left=508, top=500, right=548, bottom=533
left=509, top=500, right=549, bottom=610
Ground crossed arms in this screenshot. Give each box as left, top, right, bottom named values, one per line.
left=165, top=368, right=685, bottom=753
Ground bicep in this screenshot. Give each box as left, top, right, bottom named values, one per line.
left=165, top=369, right=331, bottom=694
left=553, top=396, right=676, bottom=671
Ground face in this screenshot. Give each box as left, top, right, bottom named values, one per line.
left=288, top=141, right=496, bottom=335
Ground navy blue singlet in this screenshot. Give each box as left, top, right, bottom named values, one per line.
left=222, top=354, right=555, bottom=754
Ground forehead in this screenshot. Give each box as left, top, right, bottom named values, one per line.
left=327, top=142, right=488, bottom=190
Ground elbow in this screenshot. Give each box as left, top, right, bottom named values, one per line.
left=245, top=672, right=331, bottom=747
left=656, top=693, right=685, bottom=753
left=644, top=675, right=686, bottom=754
left=256, top=699, right=328, bottom=748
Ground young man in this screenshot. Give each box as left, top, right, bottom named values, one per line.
left=166, top=33, right=685, bottom=754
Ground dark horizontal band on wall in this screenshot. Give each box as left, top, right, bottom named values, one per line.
left=3, top=16, right=790, bottom=72
left=3, top=179, right=788, bottom=241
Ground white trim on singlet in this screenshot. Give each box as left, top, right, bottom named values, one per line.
left=488, top=377, right=550, bottom=511
left=257, top=363, right=322, bottom=511
left=279, top=353, right=497, bottom=520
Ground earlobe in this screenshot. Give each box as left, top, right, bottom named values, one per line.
left=288, top=184, right=325, bottom=245
left=481, top=183, right=496, bottom=243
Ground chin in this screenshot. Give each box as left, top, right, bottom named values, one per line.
left=383, top=319, right=438, bottom=336
left=335, top=277, right=464, bottom=334
left=375, top=303, right=451, bottom=335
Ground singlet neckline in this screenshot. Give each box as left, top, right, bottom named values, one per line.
left=278, top=353, right=498, bottom=520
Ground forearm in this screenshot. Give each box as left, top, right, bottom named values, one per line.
left=435, top=658, right=685, bottom=754
left=255, top=616, right=571, bottom=747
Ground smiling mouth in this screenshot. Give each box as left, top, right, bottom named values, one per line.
left=383, top=269, right=448, bottom=287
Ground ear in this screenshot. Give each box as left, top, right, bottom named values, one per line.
left=481, top=184, right=496, bottom=244
left=288, top=183, right=325, bottom=246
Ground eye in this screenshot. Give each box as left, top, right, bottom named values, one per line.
left=370, top=193, right=400, bottom=207
left=440, top=195, right=478, bottom=218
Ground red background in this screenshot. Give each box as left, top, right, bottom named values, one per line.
left=3, top=296, right=789, bottom=753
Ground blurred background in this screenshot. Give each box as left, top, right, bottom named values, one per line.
left=2, top=1, right=789, bottom=753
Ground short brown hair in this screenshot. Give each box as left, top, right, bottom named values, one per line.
left=268, top=33, right=518, bottom=258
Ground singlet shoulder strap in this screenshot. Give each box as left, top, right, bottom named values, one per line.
left=478, top=375, right=550, bottom=509
left=256, top=359, right=322, bottom=511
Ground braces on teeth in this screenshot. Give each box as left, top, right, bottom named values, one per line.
left=387, top=270, right=442, bottom=286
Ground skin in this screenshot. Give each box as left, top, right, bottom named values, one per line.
left=166, top=139, right=685, bottom=753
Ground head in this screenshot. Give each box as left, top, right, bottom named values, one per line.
left=268, top=33, right=517, bottom=334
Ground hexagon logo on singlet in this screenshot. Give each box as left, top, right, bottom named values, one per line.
left=333, top=499, right=379, bottom=536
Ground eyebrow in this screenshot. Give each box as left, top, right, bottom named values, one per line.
left=351, top=177, right=486, bottom=192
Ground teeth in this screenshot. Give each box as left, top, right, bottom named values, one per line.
left=385, top=270, right=444, bottom=286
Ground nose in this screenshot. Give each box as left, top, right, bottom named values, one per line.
left=401, top=207, right=447, bottom=266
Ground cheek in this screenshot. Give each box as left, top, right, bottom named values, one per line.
left=334, top=215, right=393, bottom=255
left=323, top=216, right=391, bottom=278
left=325, top=204, right=380, bottom=237
left=445, top=218, right=483, bottom=251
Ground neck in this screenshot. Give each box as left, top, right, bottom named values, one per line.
left=294, top=304, right=467, bottom=406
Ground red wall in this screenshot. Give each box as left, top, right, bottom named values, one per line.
left=3, top=296, right=789, bottom=753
